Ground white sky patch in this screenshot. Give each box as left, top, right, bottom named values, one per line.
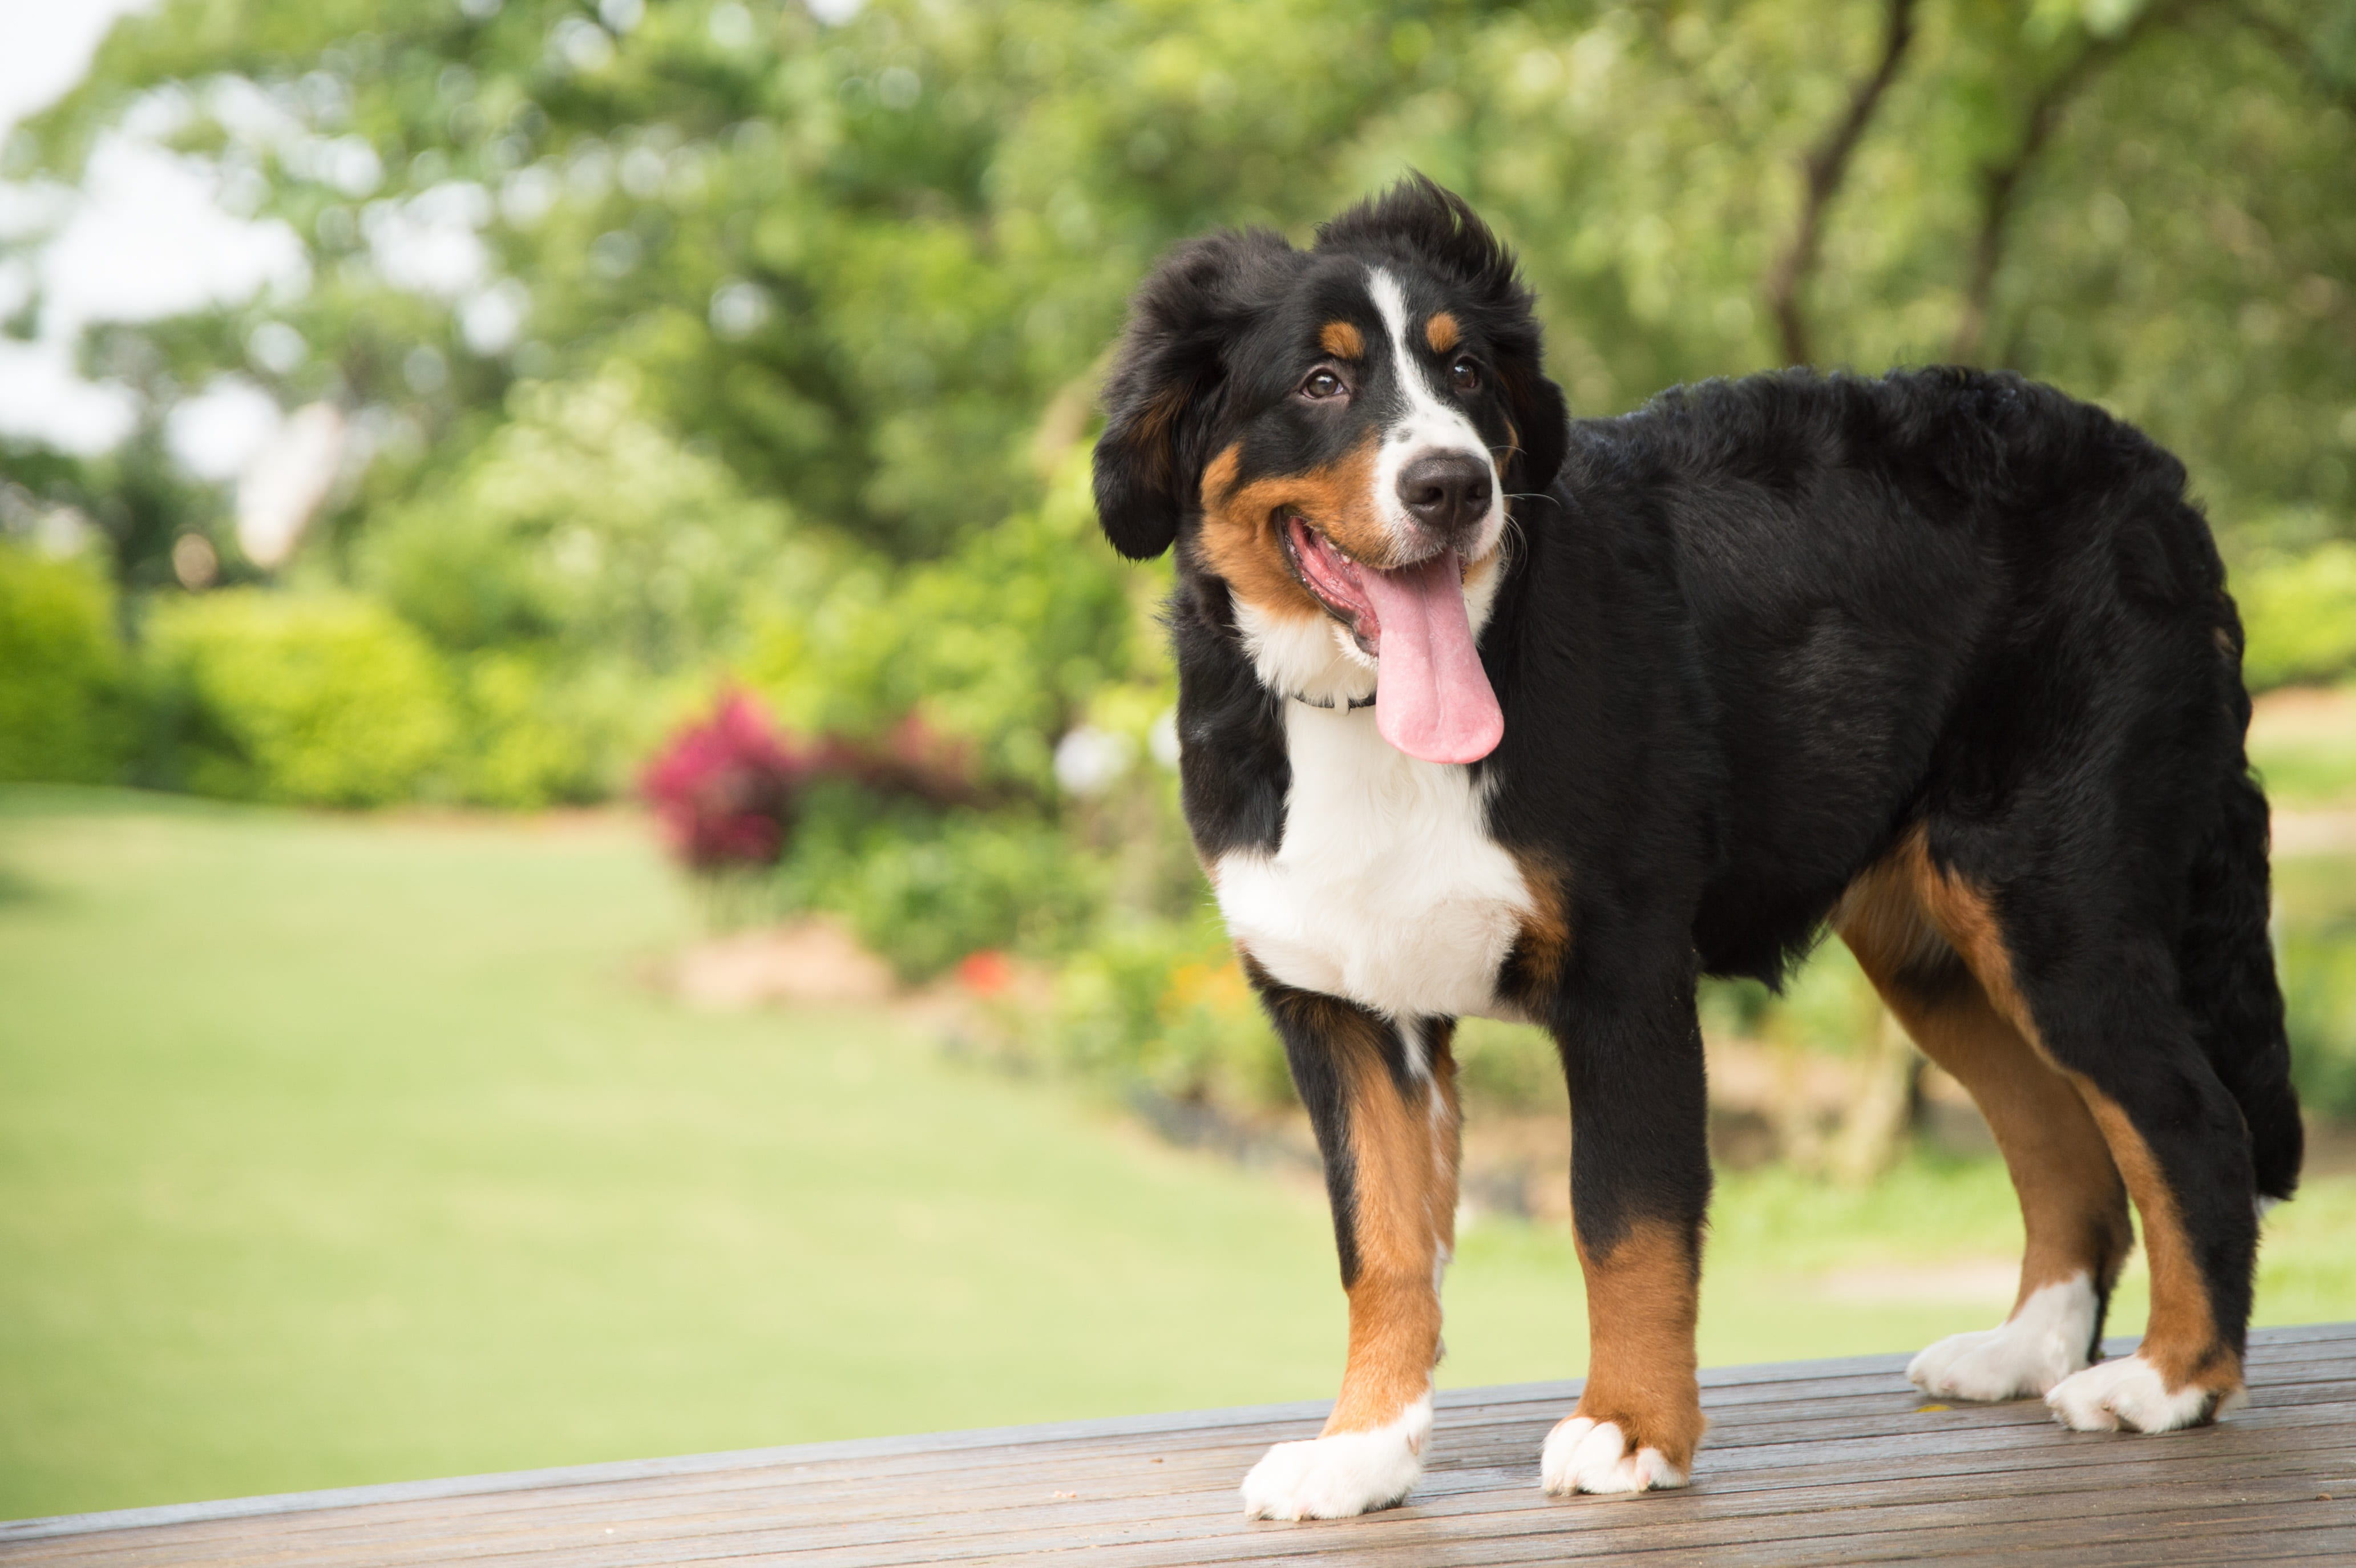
left=365, top=181, right=491, bottom=299
left=460, top=278, right=530, bottom=354
left=0, top=340, right=137, bottom=455
left=42, top=135, right=309, bottom=332
left=167, top=375, right=285, bottom=481
left=0, top=0, right=159, bottom=139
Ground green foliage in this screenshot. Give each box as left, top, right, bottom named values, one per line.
left=0, top=544, right=132, bottom=785
left=1453, top=1017, right=1565, bottom=1114
left=446, top=650, right=624, bottom=809
left=144, top=590, right=456, bottom=806
left=1041, top=918, right=1294, bottom=1109
left=744, top=455, right=1141, bottom=791
left=2283, top=923, right=2356, bottom=1120
left=2240, top=542, right=2356, bottom=690
left=779, top=783, right=1105, bottom=981
left=22, top=0, right=2355, bottom=574
left=358, top=373, right=798, bottom=668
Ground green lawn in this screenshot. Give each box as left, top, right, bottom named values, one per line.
left=2, top=789, right=2350, bottom=1519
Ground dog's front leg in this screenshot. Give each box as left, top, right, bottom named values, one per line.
left=1241, top=977, right=1459, bottom=1521
left=1543, top=967, right=1710, bottom=1495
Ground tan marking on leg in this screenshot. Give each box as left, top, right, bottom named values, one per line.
left=1191, top=436, right=1393, bottom=625
left=1573, top=1221, right=1704, bottom=1470
left=1323, top=1016, right=1458, bottom=1436
left=2076, top=1088, right=2243, bottom=1401
left=1424, top=312, right=1459, bottom=353
left=1855, top=830, right=2240, bottom=1405
left=1837, top=851, right=2131, bottom=1308
left=1320, top=321, right=1365, bottom=359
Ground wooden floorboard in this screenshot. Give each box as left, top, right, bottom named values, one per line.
left=5, top=1324, right=2352, bottom=1566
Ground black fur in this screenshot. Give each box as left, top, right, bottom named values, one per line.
left=1094, top=177, right=2302, bottom=1436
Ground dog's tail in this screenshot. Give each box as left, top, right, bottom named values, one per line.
left=2179, top=753, right=2304, bottom=1203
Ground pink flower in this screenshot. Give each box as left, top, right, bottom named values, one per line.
left=641, top=690, right=806, bottom=872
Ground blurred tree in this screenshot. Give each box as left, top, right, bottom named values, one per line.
left=9, top=0, right=2341, bottom=576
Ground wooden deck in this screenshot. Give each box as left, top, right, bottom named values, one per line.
left=6, top=1324, right=2353, bottom=1566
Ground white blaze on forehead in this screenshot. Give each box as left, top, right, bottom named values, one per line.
left=1366, top=268, right=1503, bottom=559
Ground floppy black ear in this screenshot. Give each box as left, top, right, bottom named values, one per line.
left=1320, top=173, right=1571, bottom=498
left=1093, top=229, right=1288, bottom=561
left=1499, top=355, right=1570, bottom=502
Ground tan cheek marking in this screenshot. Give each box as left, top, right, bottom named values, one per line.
left=1320, top=321, right=1364, bottom=358
left=1573, top=1221, right=1705, bottom=1470
left=1193, top=442, right=1322, bottom=625
left=1875, top=830, right=2239, bottom=1403
left=1193, top=435, right=1395, bottom=624
left=1425, top=312, right=1459, bottom=353
left=1837, top=854, right=2130, bottom=1307
left=1323, top=1013, right=1457, bottom=1437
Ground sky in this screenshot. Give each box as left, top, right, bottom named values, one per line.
left=0, top=0, right=304, bottom=466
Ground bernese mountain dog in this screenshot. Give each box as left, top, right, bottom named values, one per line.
left=1089, top=175, right=2302, bottom=1521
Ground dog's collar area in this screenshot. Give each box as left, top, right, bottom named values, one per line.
left=1292, top=692, right=1377, bottom=711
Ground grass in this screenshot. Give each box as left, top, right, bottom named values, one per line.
left=2, top=788, right=2351, bottom=1519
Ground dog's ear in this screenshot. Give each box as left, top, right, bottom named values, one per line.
left=1093, top=229, right=1287, bottom=561
left=1320, top=173, right=1570, bottom=497
left=1497, top=353, right=1570, bottom=500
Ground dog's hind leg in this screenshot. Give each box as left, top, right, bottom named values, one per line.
left=1838, top=838, right=2133, bottom=1402
left=1896, top=831, right=2258, bottom=1431
left=1239, top=976, right=1460, bottom=1520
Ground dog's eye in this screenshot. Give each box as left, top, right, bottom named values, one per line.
left=1450, top=358, right=1481, bottom=394
left=1300, top=368, right=1347, bottom=401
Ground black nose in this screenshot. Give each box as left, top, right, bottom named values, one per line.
left=1397, top=452, right=1493, bottom=540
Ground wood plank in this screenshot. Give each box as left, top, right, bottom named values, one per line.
left=1, top=1324, right=2346, bottom=1568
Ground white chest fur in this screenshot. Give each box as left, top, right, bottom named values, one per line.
left=1212, top=701, right=1537, bottom=1021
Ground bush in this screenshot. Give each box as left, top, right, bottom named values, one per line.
left=448, top=652, right=623, bottom=809
left=146, top=591, right=456, bottom=806
left=2241, top=543, right=2356, bottom=691
left=2283, top=924, right=2356, bottom=1121
left=1040, top=920, right=1294, bottom=1109
left=745, top=456, right=1144, bottom=794
left=780, top=785, right=1105, bottom=981
left=0, top=543, right=131, bottom=784
left=358, top=374, right=797, bottom=672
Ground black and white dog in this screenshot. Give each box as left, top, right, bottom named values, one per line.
left=1089, top=176, right=2301, bottom=1520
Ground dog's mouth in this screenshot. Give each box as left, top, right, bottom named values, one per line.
left=1277, top=511, right=1502, bottom=765
left=1280, top=511, right=1383, bottom=653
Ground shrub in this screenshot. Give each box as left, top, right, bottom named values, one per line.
left=2282, top=924, right=2356, bottom=1121
left=0, top=542, right=131, bottom=784
left=2240, top=543, right=2356, bottom=691
left=145, top=591, right=456, bottom=806
left=779, top=785, right=1105, bottom=981
left=642, top=690, right=806, bottom=872
left=450, top=652, right=623, bottom=809
left=358, top=374, right=796, bottom=671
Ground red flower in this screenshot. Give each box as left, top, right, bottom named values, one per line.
left=641, top=690, right=806, bottom=872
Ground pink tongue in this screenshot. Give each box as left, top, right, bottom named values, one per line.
left=1360, top=552, right=1503, bottom=764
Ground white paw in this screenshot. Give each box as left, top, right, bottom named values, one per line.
left=1240, top=1397, right=1429, bottom=1520
left=1539, top=1416, right=1687, bottom=1496
left=2045, top=1352, right=2245, bottom=1433
left=1908, top=1274, right=2096, bottom=1401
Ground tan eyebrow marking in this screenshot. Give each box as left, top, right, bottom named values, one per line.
left=1425, top=312, right=1460, bottom=353
left=1320, top=321, right=1365, bottom=358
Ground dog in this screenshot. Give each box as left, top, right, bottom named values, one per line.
left=1087, top=176, right=2303, bottom=1521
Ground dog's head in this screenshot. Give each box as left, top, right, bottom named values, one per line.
left=1093, top=176, right=1566, bottom=765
